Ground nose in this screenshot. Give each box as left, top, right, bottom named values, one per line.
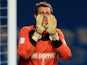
left=42, top=13, right=48, bottom=25
left=43, top=14, right=47, bottom=21
left=43, top=13, right=48, bottom=18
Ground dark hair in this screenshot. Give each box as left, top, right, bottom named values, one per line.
left=34, top=1, right=53, bottom=14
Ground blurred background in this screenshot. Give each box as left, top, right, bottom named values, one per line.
left=0, top=0, right=87, bottom=65
left=0, top=0, right=8, bottom=65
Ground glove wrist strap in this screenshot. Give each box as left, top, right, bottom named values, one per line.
left=49, top=33, right=59, bottom=41
left=32, top=32, right=42, bottom=42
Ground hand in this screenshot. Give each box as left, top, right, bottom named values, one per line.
left=49, top=33, right=59, bottom=41
left=32, top=14, right=45, bottom=41
left=36, top=14, right=45, bottom=34
left=46, top=14, right=57, bottom=35
left=45, top=14, right=59, bottom=41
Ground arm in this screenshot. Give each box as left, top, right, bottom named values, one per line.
left=17, top=26, right=36, bottom=59
left=45, top=14, right=72, bottom=60
left=55, top=29, right=72, bottom=61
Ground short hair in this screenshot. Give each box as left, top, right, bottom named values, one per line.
left=34, top=1, right=53, bottom=14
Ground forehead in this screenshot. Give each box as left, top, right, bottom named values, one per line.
left=38, top=7, right=51, bottom=12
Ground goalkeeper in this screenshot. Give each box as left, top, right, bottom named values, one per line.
left=17, top=1, right=72, bottom=65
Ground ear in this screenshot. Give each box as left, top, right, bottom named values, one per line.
left=34, top=14, right=36, bottom=19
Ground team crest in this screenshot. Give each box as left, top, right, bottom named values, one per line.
left=19, top=37, right=25, bottom=44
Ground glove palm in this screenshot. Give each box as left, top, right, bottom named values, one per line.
left=32, top=14, right=45, bottom=41
left=46, top=15, right=57, bottom=34
left=46, top=15, right=59, bottom=41
left=36, top=14, right=45, bottom=34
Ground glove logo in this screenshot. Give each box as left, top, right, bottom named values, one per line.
left=19, top=37, right=25, bottom=44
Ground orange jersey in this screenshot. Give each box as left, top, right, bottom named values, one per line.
left=17, top=25, right=72, bottom=65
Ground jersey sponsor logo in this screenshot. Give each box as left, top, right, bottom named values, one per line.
left=19, top=37, right=25, bottom=44
left=31, top=53, right=56, bottom=65
left=31, top=53, right=55, bottom=59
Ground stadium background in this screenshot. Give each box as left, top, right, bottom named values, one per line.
left=0, top=0, right=87, bottom=65
left=17, top=0, right=87, bottom=65
left=0, top=0, right=7, bottom=65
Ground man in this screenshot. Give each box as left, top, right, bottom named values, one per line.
left=17, top=1, right=72, bottom=65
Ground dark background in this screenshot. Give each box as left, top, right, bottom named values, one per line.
left=17, top=0, right=87, bottom=65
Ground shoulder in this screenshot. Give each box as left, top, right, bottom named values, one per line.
left=20, top=25, right=35, bottom=32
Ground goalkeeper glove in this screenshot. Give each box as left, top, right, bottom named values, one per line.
left=46, top=14, right=59, bottom=41
left=32, top=14, right=45, bottom=41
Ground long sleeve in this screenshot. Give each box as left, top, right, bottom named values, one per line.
left=55, top=29, right=72, bottom=61
left=17, top=26, right=36, bottom=59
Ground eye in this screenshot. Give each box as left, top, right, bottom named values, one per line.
left=37, top=12, right=44, bottom=15
left=40, top=12, right=44, bottom=15
left=46, top=12, right=50, bottom=15
left=37, top=12, right=51, bottom=15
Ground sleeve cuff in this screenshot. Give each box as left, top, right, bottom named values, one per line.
left=29, top=30, right=37, bottom=47
left=52, top=40, right=62, bottom=48
left=30, top=38, right=37, bottom=46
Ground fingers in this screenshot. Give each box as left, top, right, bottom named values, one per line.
left=36, top=14, right=57, bottom=32
left=36, top=14, right=43, bottom=26
left=36, top=14, right=45, bottom=34
left=46, top=14, right=57, bottom=29
left=48, top=14, right=57, bottom=24
left=36, top=14, right=43, bottom=21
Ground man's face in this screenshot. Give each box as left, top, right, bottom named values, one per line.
left=36, top=7, right=51, bottom=24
